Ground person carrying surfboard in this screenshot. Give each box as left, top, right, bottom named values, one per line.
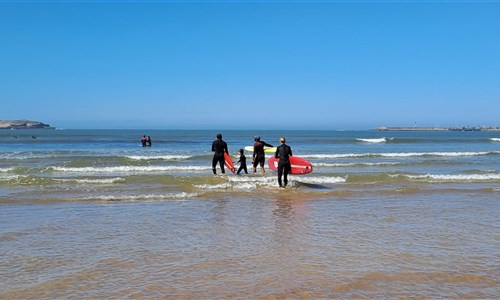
left=252, top=136, right=273, bottom=175
left=274, top=137, right=293, bottom=188
left=211, top=133, right=229, bottom=175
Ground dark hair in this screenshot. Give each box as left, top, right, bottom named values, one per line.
left=254, top=136, right=260, bottom=141
left=216, top=133, right=222, bottom=139
left=239, top=148, right=244, bottom=153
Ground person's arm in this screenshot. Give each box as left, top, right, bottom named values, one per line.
left=288, top=146, right=293, bottom=156
left=263, top=141, right=273, bottom=147
left=224, top=142, right=229, bottom=154
left=274, top=146, right=279, bottom=159
left=211, top=141, right=215, bottom=152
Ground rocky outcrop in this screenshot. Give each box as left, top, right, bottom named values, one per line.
left=0, top=119, right=55, bottom=129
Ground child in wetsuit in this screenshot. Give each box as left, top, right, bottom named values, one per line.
left=236, top=149, right=248, bottom=175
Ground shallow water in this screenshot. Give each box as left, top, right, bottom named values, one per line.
left=1, top=129, right=499, bottom=298
left=1, top=193, right=498, bottom=299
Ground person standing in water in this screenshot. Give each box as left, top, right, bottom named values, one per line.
left=274, top=137, right=293, bottom=188
left=252, top=136, right=273, bottom=175
left=211, top=133, right=229, bottom=175
left=236, top=149, right=248, bottom=175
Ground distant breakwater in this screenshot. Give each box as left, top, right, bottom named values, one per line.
left=377, top=126, right=500, bottom=132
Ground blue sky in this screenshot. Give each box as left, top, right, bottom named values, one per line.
left=1, top=1, right=499, bottom=130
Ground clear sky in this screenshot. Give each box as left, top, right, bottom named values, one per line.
left=1, top=1, right=499, bottom=130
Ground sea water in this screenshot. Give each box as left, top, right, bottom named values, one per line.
left=0, top=129, right=499, bottom=298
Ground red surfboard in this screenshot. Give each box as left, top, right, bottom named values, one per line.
left=224, top=152, right=235, bottom=174
left=268, top=156, right=313, bottom=175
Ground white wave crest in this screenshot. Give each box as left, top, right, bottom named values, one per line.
left=194, top=183, right=232, bottom=189
left=314, top=162, right=401, bottom=167
left=0, top=174, right=23, bottom=181
left=55, top=177, right=125, bottom=184
left=126, top=155, right=192, bottom=161
left=296, top=176, right=346, bottom=184
left=356, top=138, right=387, bottom=143
left=81, top=192, right=200, bottom=201
left=49, top=165, right=210, bottom=173
left=0, top=167, right=15, bottom=172
left=302, top=151, right=499, bottom=159
left=491, top=138, right=500, bottom=142
left=406, top=173, right=500, bottom=182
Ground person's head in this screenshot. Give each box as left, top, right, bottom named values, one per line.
left=280, top=137, right=286, bottom=144
left=216, top=133, right=222, bottom=139
left=239, top=148, right=244, bottom=154
left=254, top=136, right=260, bottom=142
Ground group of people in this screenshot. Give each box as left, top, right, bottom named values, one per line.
left=141, top=135, right=152, bottom=147
left=211, top=134, right=293, bottom=188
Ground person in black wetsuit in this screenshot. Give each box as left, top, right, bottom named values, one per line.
left=211, top=133, right=229, bottom=175
left=252, top=136, right=273, bottom=175
left=236, top=149, right=248, bottom=175
left=274, top=137, right=293, bottom=188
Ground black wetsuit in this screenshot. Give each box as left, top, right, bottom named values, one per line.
left=237, top=154, right=248, bottom=174
left=211, top=139, right=228, bottom=174
left=274, top=143, right=293, bottom=187
left=253, top=140, right=273, bottom=167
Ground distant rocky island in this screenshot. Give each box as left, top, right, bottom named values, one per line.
left=0, top=119, right=55, bottom=130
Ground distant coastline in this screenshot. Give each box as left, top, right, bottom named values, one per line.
left=0, top=119, right=55, bottom=130
left=376, top=126, right=500, bottom=132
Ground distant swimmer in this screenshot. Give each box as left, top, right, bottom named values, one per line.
left=146, top=135, right=152, bottom=147
left=211, top=133, right=229, bottom=175
left=141, top=135, right=147, bottom=147
left=252, top=136, right=273, bottom=175
left=236, top=148, right=248, bottom=175
left=274, top=137, right=293, bottom=188
left=32, top=136, right=37, bottom=139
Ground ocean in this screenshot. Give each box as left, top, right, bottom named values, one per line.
left=1, top=129, right=499, bottom=298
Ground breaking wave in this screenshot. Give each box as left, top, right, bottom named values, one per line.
left=356, top=137, right=388, bottom=143
left=54, top=177, right=125, bottom=184
left=303, top=151, right=500, bottom=159
left=47, top=165, right=210, bottom=173
left=126, top=155, right=192, bottom=161
left=78, top=192, right=200, bottom=201
left=405, top=173, right=500, bottom=182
